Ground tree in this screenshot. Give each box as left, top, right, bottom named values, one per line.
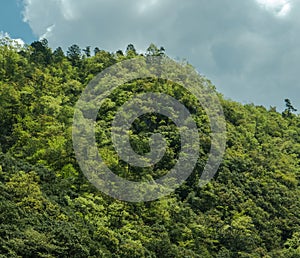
left=83, top=46, right=91, bottom=57
left=1, top=41, right=300, bottom=258
left=283, top=98, right=297, bottom=117
left=30, top=39, right=52, bottom=65
left=94, top=47, right=100, bottom=55
left=116, top=50, right=124, bottom=56
left=67, top=44, right=82, bottom=65
left=126, top=44, right=137, bottom=57
left=146, top=43, right=165, bottom=56
left=53, top=47, right=65, bottom=63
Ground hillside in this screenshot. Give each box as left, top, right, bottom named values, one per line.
left=0, top=38, right=299, bottom=257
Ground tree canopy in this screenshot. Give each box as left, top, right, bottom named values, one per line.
left=0, top=40, right=299, bottom=257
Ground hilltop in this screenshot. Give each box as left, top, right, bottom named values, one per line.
left=0, top=38, right=299, bottom=257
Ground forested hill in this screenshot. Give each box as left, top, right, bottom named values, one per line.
left=0, top=38, right=299, bottom=257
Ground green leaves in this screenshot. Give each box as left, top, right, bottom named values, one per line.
left=0, top=42, right=299, bottom=257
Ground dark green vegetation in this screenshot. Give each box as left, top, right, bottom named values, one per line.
left=0, top=38, right=299, bottom=257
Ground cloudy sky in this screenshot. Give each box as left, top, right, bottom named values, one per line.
left=1, top=0, right=299, bottom=111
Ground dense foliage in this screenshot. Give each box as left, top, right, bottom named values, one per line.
left=0, top=38, right=299, bottom=257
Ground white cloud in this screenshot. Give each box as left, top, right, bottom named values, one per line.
left=21, top=0, right=300, bottom=110
left=0, top=31, right=25, bottom=48
left=138, top=0, right=159, bottom=14
left=22, top=0, right=65, bottom=40
left=256, top=0, right=292, bottom=17
left=39, top=24, right=55, bottom=40
left=60, top=0, right=78, bottom=20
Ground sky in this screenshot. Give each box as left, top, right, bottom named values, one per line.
left=0, top=0, right=299, bottom=111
